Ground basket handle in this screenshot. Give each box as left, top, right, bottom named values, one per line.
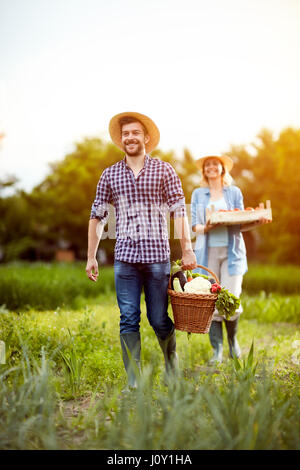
left=193, top=264, right=219, bottom=284
left=169, top=264, right=219, bottom=288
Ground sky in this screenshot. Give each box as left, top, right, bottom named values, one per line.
left=1, top=0, right=300, bottom=194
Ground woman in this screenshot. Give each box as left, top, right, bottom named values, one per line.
left=191, top=155, right=270, bottom=364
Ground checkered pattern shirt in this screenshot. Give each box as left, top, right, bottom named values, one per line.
left=90, top=154, right=186, bottom=263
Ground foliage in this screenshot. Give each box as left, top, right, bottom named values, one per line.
left=0, top=269, right=299, bottom=449
left=1, top=126, right=300, bottom=263
left=232, top=340, right=258, bottom=380
left=0, top=335, right=299, bottom=449
left=241, top=292, right=300, bottom=324
left=242, top=263, right=300, bottom=295
left=60, top=329, right=83, bottom=397
left=215, top=288, right=240, bottom=319
left=1, top=263, right=300, bottom=323
left=227, top=127, right=300, bottom=263
left=0, top=348, right=57, bottom=449
left=0, top=261, right=115, bottom=310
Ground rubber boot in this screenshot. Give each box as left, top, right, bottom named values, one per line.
left=120, top=332, right=141, bottom=390
left=157, top=328, right=179, bottom=376
left=225, top=319, right=241, bottom=359
left=208, top=321, right=223, bottom=364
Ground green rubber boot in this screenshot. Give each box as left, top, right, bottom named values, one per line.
left=208, top=320, right=223, bottom=365
left=225, top=319, right=241, bottom=359
left=157, top=328, right=179, bottom=376
left=120, top=332, right=141, bottom=390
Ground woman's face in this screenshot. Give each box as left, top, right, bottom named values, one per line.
left=203, top=158, right=223, bottom=180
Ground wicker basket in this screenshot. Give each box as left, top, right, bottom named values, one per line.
left=168, top=264, right=219, bottom=334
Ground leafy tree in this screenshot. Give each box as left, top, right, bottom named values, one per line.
left=1, top=128, right=299, bottom=264
left=226, top=127, right=300, bottom=263
left=25, top=138, right=123, bottom=260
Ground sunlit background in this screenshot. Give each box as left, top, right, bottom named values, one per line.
left=1, top=0, right=300, bottom=193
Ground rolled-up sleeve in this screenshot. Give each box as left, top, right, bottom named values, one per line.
left=90, top=169, right=112, bottom=224
left=163, top=163, right=186, bottom=218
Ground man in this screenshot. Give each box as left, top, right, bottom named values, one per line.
left=86, top=111, right=196, bottom=389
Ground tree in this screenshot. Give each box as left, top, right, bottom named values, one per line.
left=1, top=128, right=300, bottom=264
left=226, top=127, right=300, bottom=263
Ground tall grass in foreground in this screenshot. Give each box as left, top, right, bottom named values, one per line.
left=98, top=367, right=299, bottom=450
left=0, top=348, right=57, bottom=450
left=1, top=345, right=300, bottom=450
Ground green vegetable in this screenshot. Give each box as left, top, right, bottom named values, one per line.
left=171, top=260, right=182, bottom=274
left=215, top=288, right=240, bottom=320
left=173, top=278, right=183, bottom=292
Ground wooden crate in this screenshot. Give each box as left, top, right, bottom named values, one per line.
left=206, top=200, right=272, bottom=225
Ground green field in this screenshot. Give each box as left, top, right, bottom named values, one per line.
left=0, top=262, right=300, bottom=450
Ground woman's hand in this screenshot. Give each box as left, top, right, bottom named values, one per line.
left=204, top=221, right=220, bottom=233
left=257, top=217, right=271, bottom=225
left=241, top=217, right=272, bottom=232
left=192, top=222, right=220, bottom=234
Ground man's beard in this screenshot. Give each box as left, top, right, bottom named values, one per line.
left=123, top=140, right=144, bottom=156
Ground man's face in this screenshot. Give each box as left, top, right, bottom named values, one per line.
left=121, top=121, right=149, bottom=157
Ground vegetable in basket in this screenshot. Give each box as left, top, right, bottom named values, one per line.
left=170, top=271, right=187, bottom=290
left=215, top=288, right=240, bottom=320
left=183, top=276, right=212, bottom=294
left=170, top=259, right=240, bottom=320
left=173, top=278, right=183, bottom=292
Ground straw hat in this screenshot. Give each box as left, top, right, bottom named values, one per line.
left=195, top=155, right=234, bottom=173
left=109, top=111, right=160, bottom=153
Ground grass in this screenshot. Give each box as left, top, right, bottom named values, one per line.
left=0, top=261, right=300, bottom=450
left=0, top=261, right=115, bottom=311
left=242, top=263, right=300, bottom=295
left=1, top=261, right=300, bottom=312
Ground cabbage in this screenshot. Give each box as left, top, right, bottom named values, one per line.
left=183, top=277, right=212, bottom=294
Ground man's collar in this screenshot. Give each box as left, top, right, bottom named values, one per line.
left=122, top=153, right=150, bottom=168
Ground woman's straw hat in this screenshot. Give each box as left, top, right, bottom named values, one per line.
left=109, top=111, right=160, bottom=153
left=195, top=155, right=234, bottom=173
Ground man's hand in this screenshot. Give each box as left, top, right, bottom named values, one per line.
left=86, top=257, right=99, bottom=282
left=181, top=249, right=197, bottom=270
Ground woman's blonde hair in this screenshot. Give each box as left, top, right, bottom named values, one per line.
left=198, top=162, right=233, bottom=187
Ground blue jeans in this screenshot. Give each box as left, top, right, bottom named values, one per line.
left=114, top=259, right=173, bottom=339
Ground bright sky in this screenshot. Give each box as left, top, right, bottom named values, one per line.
left=1, top=0, right=300, bottom=193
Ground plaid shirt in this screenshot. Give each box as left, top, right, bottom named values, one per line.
left=90, top=154, right=186, bottom=263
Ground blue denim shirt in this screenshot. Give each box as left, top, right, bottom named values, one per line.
left=191, top=185, right=248, bottom=276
